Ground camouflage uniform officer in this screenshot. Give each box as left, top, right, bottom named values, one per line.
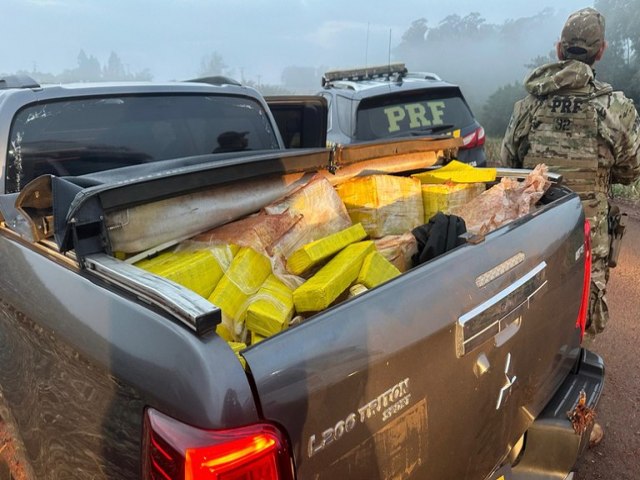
left=501, top=7, right=640, bottom=336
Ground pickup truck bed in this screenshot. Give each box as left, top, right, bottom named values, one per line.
left=0, top=79, right=602, bottom=480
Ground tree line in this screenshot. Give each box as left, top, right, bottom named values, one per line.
left=2, top=50, right=153, bottom=84
left=392, top=1, right=640, bottom=138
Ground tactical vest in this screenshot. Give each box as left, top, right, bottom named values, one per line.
left=523, top=86, right=612, bottom=217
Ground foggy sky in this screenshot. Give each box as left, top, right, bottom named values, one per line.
left=3, top=0, right=591, bottom=84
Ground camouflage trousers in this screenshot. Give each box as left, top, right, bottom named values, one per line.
left=586, top=211, right=610, bottom=336
left=587, top=253, right=609, bottom=336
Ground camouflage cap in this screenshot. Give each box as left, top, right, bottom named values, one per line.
left=560, top=7, right=605, bottom=63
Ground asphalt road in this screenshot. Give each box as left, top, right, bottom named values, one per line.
left=575, top=199, right=640, bottom=479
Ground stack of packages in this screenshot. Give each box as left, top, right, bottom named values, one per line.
left=135, top=164, right=538, bottom=366
left=335, top=174, right=423, bottom=272
left=132, top=173, right=427, bottom=365
left=411, top=160, right=496, bottom=223
left=135, top=244, right=239, bottom=298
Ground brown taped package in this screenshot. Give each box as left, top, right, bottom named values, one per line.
left=452, top=164, right=551, bottom=235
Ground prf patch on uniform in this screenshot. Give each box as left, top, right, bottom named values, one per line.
left=383, top=101, right=446, bottom=132
left=549, top=97, right=585, bottom=114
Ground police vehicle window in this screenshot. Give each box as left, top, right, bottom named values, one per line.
left=6, top=94, right=279, bottom=193
left=320, top=93, right=333, bottom=132
left=355, top=89, right=475, bottom=140
left=336, top=95, right=355, bottom=137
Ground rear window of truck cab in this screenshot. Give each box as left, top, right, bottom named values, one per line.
left=5, top=94, right=280, bottom=193
left=354, top=88, right=475, bottom=141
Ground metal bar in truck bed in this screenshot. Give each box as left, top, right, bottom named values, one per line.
left=83, top=253, right=221, bottom=335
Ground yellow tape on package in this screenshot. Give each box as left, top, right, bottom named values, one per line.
left=245, top=274, right=294, bottom=338
left=208, top=247, right=272, bottom=324
left=136, top=244, right=239, bottom=298
left=293, top=241, right=375, bottom=312
left=357, top=251, right=401, bottom=289
left=335, top=175, right=423, bottom=238
left=421, top=183, right=485, bottom=223
left=228, top=341, right=247, bottom=368
left=135, top=250, right=191, bottom=271
left=286, top=223, right=368, bottom=276
left=412, top=160, right=496, bottom=184
left=250, top=331, right=267, bottom=346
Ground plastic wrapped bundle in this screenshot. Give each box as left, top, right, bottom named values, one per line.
left=373, top=234, right=419, bottom=273
left=192, top=212, right=300, bottom=260
left=293, top=241, right=375, bottom=312
left=357, top=251, right=401, bottom=288
left=420, top=183, right=485, bottom=223
left=265, top=175, right=353, bottom=260
left=208, top=247, right=272, bottom=332
left=286, top=223, right=368, bottom=276
left=136, top=244, right=239, bottom=298
left=245, top=274, right=294, bottom=338
left=335, top=175, right=423, bottom=238
left=452, top=164, right=551, bottom=235
left=412, top=160, right=497, bottom=184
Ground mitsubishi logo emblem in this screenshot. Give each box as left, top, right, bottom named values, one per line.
left=496, top=353, right=517, bottom=410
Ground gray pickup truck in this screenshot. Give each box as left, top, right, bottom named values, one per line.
left=0, top=75, right=603, bottom=480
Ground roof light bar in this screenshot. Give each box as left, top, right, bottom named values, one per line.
left=322, top=63, right=407, bottom=85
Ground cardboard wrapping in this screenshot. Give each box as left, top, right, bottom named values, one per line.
left=357, top=251, right=401, bottom=288
left=335, top=174, right=423, bottom=238
left=293, top=241, right=375, bottom=312
left=286, top=223, right=368, bottom=276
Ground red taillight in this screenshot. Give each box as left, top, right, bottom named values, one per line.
left=143, top=408, right=294, bottom=480
left=461, top=126, right=486, bottom=149
left=576, top=219, right=592, bottom=340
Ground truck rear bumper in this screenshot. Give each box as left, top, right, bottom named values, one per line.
left=511, top=348, right=605, bottom=479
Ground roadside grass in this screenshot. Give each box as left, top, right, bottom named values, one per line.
left=484, top=136, right=640, bottom=200
left=484, top=137, right=502, bottom=167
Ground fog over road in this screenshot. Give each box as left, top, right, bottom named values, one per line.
left=576, top=200, right=640, bottom=479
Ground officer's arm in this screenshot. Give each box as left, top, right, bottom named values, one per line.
left=499, top=99, right=528, bottom=168
left=609, top=96, right=640, bottom=185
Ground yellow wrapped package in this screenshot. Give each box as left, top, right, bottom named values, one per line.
left=293, top=241, right=375, bottom=312
left=208, top=247, right=272, bottom=329
left=335, top=175, right=423, bottom=238
left=286, top=223, right=368, bottom=276
left=421, top=183, right=486, bottom=223
left=136, top=244, right=239, bottom=298
left=357, top=251, right=401, bottom=288
left=228, top=341, right=247, bottom=368
left=245, top=274, right=294, bottom=338
left=251, top=331, right=267, bottom=345
left=412, top=160, right=496, bottom=184
left=135, top=250, right=191, bottom=271
left=216, top=323, right=235, bottom=342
